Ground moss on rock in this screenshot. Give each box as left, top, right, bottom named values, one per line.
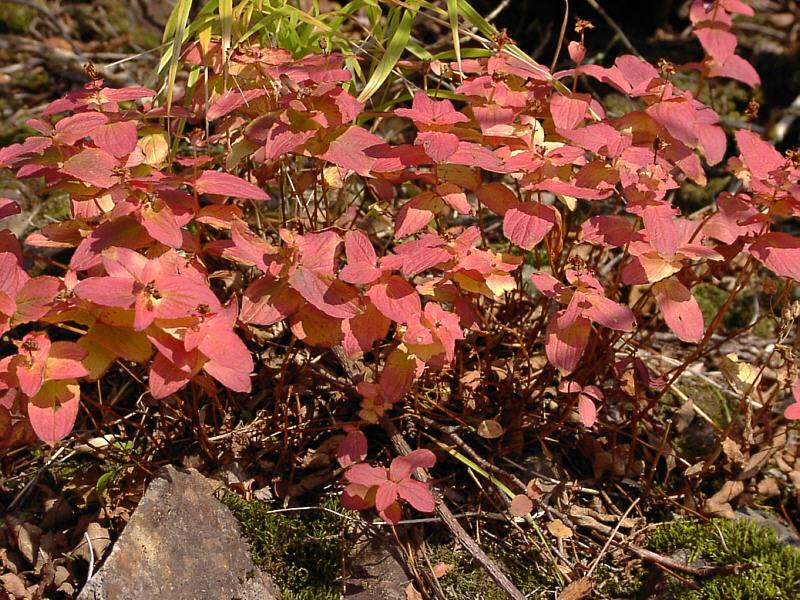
left=641, top=517, right=800, bottom=599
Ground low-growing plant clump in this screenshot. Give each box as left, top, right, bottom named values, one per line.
left=0, top=0, right=799, bottom=597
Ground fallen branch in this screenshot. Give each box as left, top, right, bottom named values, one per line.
left=380, top=415, right=528, bottom=600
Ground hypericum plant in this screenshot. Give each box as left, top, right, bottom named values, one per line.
left=0, top=0, right=798, bottom=522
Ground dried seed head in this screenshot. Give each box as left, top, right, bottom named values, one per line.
left=745, top=98, right=760, bottom=121
left=574, top=18, right=594, bottom=35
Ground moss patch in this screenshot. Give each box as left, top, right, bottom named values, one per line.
left=641, top=517, right=800, bottom=599
left=427, top=535, right=556, bottom=599
left=220, top=492, right=348, bottom=600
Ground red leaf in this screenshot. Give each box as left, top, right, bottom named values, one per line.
left=367, top=276, right=421, bottom=324
left=653, top=278, right=705, bottom=342
left=91, top=121, right=138, bottom=157
left=288, top=266, right=360, bottom=319
left=734, top=130, right=784, bottom=181
left=341, top=302, right=390, bottom=358
left=416, top=131, right=460, bottom=163
left=207, top=89, right=267, bottom=120
left=195, top=170, right=269, bottom=200
left=346, top=463, right=388, bottom=487
left=0, top=197, right=20, bottom=220
left=550, top=93, right=589, bottom=130
left=379, top=347, right=417, bottom=404
left=578, top=394, right=598, bottom=427
left=340, top=230, right=381, bottom=285
left=27, top=381, right=80, bottom=444
left=61, top=148, right=118, bottom=188
left=397, top=479, right=435, bottom=513
left=337, top=429, right=368, bottom=468
left=390, top=449, right=436, bottom=480
left=503, top=203, right=558, bottom=250
left=545, top=316, right=590, bottom=374
left=749, top=233, right=800, bottom=282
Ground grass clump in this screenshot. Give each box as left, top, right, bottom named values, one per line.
left=643, top=517, right=800, bottom=599
left=220, top=492, right=347, bottom=600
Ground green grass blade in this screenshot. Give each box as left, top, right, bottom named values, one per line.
left=446, top=0, right=462, bottom=74
left=164, top=0, right=194, bottom=112
left=357, top=7, right=414, bottom=102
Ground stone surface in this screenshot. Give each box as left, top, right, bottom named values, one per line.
left=345, top=533, right=411, bottom=599
left=77, top=465, right=279, bottom=600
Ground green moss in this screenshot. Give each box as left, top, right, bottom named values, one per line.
left=427, top=537, right=555, bottom=599
left=0, top=2, right=37, bottom=34
left=693, top=283, right=775, bottom=338
left=642, top=518, right=800, bottom=600
left=220, top=492, right=347, bottom=600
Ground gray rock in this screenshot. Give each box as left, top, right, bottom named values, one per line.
left=345, top=533, right=411, bottom=599
left=736, top=507, right=800, bottom=548
left=77, top=465, right=280, bottom=600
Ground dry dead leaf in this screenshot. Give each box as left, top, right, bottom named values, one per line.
left=757, top=477, right=780, bottom=498
left=510, top=494, right=533, bottom=517
left=0, top=572, right=30, bottom=598
left=557, top=576, right=593, bottom=600
left=704, top=480, right=745, bottom=518
left=477, top=419, right=504, bottom=439
left=547, top=518, right=573, bottom=539
left=722, top=437, right=746, bottom=465
left=405, top=582, right=423, bottom=600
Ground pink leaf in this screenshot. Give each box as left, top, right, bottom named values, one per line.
left=748, top=233, right=800, bottom=282
left=340, top=230, right=381, bottom=285
left=695, top=27, right=737, bottom=63
left=74, top=276, right=136, bottom=308
left=367, top=276, right=421, bottom=324
left=397, top=479, right=436, bottom=512
left=195, top=171, right=269, bottom=200
left=288, top=267, right=360, bottom=319
left=503, top=203, right=558, bottom=250
left=734, top=130, right=784, bottom=181
left=207, top=89, right=267, bottom=120
left=375, top=481, right=400, bottom=512
left=652, top=279, right=704, bottom=342
left=337, top=429, right=368, bottom=468
left=785, top=403, right=800, bottom=420
left=545, top=316, right=590, bottom=374
left=91, top=121, right=138, bottom=157
left=27, top=381, right=80, bottom=444
left=148, top=352, right=197, bottom=399
left=416, top=131, right=460, bottom=163
left=60, top=148, right=118, bottom=188
left=578, top=394, right=598, bottom=427
left=395, top=90, right=469, bottom=126
left=390, top=449, right=436, bottom=481
left=346, top=463, right=388, bottom=487
left=550, top=93, right=589, bottom=130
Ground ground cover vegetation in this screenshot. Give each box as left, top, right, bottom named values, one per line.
left=1, top=0, right=799, bottom=597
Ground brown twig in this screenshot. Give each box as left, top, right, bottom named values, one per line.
left=380, top=415, right=528, bottom=600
